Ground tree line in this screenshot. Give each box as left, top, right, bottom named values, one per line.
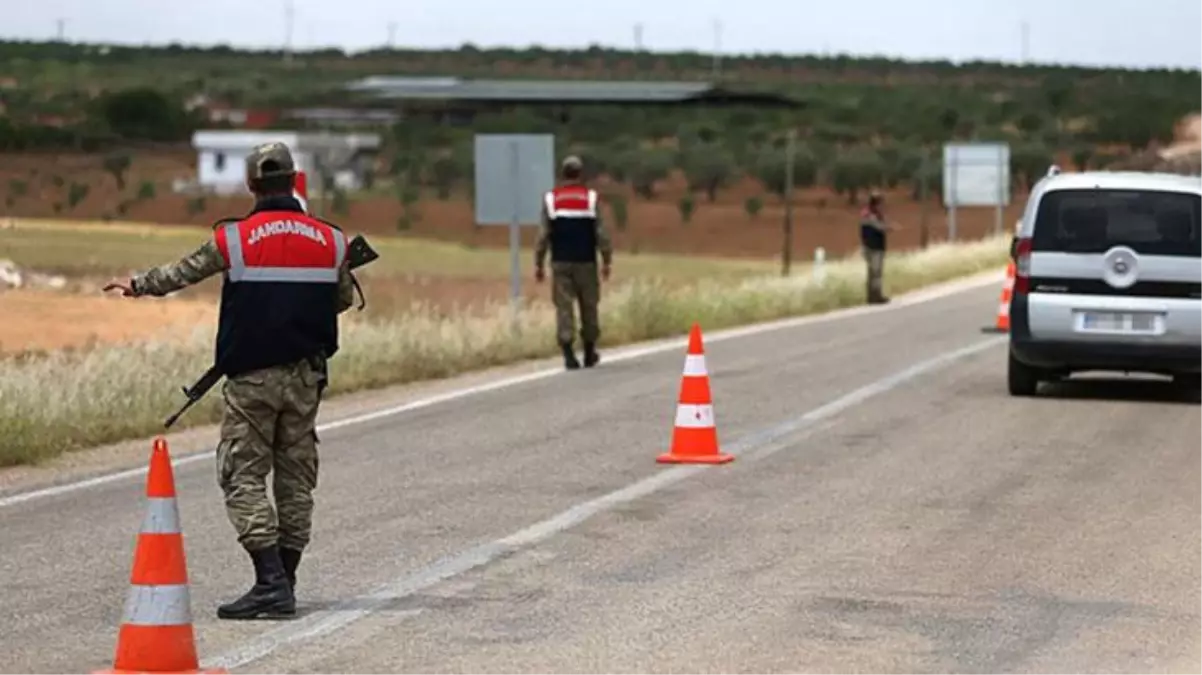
left=387, top=116, right=1094, bottom=207
left=1, top=38, right=1197, bottom=80
left=0, top=39, right=1197, bottom=215
left=1, top=37, right=1195, bottom=153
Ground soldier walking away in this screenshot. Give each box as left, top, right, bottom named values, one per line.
left=859, top=190, right=898, bottom=304
left=103, top=142, right=357, bottom=620
left=535, top=155, right=614, bottom=370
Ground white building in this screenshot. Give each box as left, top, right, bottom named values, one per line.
left=190, top=130, right=382, bottom=195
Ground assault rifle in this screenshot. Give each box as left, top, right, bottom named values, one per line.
left=163, top=233, right=380, bottom=429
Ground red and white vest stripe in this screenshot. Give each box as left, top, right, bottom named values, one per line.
left=213, top=213, right=346, bottom=283
left=544, top=185, right=598, bottom=220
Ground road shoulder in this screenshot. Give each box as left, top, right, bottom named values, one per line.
left=0, top=268, right=1004, bottom=500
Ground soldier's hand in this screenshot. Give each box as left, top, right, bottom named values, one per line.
left=601, top=263, right=611, bottom=281
left=103, top=277, right=136, bottom=297
left=534, top=267, right=545, bottom=283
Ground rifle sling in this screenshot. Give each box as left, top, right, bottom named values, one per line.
left=352, top=273, right=367, bottom=311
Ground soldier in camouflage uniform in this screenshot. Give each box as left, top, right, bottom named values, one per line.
left=859, top=190, right=898, bottom=305
left=104, top=142, right=355, bottom=620
left=534, top=156, right=614, bottom=370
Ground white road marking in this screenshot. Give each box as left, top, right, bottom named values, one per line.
left=203, top=335, right=1007, bottom=671
left=0, top=269, right=1002, bottom=510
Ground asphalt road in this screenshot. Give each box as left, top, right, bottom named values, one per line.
left=1, top=276, right=1199, bottom=674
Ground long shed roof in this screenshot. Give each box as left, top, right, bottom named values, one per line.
left=344, top=76, right=798, bottom=105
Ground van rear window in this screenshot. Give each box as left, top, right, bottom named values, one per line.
left=1032, top=188, right=1201, bottom=257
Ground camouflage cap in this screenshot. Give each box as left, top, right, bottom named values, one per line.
left=245, top=141, right=296, bottom=180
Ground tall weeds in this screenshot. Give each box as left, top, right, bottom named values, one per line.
left=0, top=236, right=1008, bottom=466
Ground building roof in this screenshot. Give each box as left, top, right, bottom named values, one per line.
left=191, top=129, right=382, bottom=152
left=343, top=76, right=799, bottom=106
left=286, top=108, right=401, bottom=124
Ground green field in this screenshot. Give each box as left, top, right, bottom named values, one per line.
left=0, top=219, right=780, bottom=280
left=0, top=219, right=787, bottom=318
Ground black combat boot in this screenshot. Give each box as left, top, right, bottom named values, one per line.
left=217, top=545, right=296, bottom=620
left=561, top=342, right=581, bottom=370
left=867, top=286, right=890, bottom=305
left=582, top=341, right=600, bottom=368
left=280, top=546, right=303, bottom=592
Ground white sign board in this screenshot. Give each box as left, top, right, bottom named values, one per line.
left=473, top=134, right=555, bottom=226
left=943, top=143, right=1011, bottom=207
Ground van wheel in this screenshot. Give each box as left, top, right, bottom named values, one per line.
left=1171, top=372, right=1201, bottom=397
left=1008, top=352, right=1040, bottom=397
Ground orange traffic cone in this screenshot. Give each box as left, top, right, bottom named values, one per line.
left=991, top=261, right=1016, bottom=332
left=657, top=324, right=734, bottom=465
left=95, top=438, right=225, bottom=675
left=293, top=170, right=309, bottom=213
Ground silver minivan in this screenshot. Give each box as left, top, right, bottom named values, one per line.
left=1007, top=167, right=1202, bottom=396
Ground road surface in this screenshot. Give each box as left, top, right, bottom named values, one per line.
left=1, top=276, right=1198, bottom=674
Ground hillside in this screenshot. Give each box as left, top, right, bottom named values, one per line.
left=0, top=40, right=1198, bottom=259
left=1, top=39, right=1197, bottom=140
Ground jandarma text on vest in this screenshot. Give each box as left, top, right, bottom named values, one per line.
left=247, top=219, right=329, bottom=246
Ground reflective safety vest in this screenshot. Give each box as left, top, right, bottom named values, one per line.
left=212, top=202, right=347, bottom=377
left=543, top=185, right=600, bottom=263
left=859, top=206, right=886, bottom=251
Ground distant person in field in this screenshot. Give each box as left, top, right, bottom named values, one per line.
left=535, top=155, right=614, bottom=370
left=103, top=142, right=357, bottom=621
left=859, top=190, right=899, bottom=304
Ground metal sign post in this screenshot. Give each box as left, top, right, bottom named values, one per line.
left=782, top=129, right=796, bottom=277
left=473, top=134, right=555, bottom=320
left=509, top=140, right=521, bottom=304
left=942, top=143, right=1011, bottom=241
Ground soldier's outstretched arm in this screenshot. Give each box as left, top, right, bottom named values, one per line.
left=129, top=239, right=227, bottom=297
left=864, top=212, right=888, bottom=232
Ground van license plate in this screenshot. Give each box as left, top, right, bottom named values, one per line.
left=1078, top=311, right=1159, bottom=334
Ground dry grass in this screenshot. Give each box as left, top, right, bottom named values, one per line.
left=0, top=234, right=1010, bottom=466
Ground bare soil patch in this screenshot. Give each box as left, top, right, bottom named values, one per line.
left=0, top=289, right=215, bottom=355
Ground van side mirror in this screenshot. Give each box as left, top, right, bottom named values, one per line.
left=1009, top=236, right=1019, bottom=259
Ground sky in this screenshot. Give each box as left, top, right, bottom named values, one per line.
left=3, top=0, right=1201, bottom=71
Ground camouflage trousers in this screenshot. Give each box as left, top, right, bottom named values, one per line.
left=551, top=262, right=601, bottom=345
left=216, top=358, right=324, bottom=553
left=863, top=248, right=885, bottom=300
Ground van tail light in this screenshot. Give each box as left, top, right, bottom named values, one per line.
left=1013, top=237, right=1033, bottom=294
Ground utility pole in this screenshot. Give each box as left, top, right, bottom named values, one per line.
left=55, top=18, right=65, bottom=41
left=782, top=129, right=796, bottom=276
left=284, top=0, right=295, bottom=65
left=1020, top=20, right=1030, bottom=64
left=634, top=23, right=643, bottom=51
left=387, top=22, right=397, bottom=49
left=711, top=19, right=723, bottom=81
left=919, top=151, right=930, bottom=249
